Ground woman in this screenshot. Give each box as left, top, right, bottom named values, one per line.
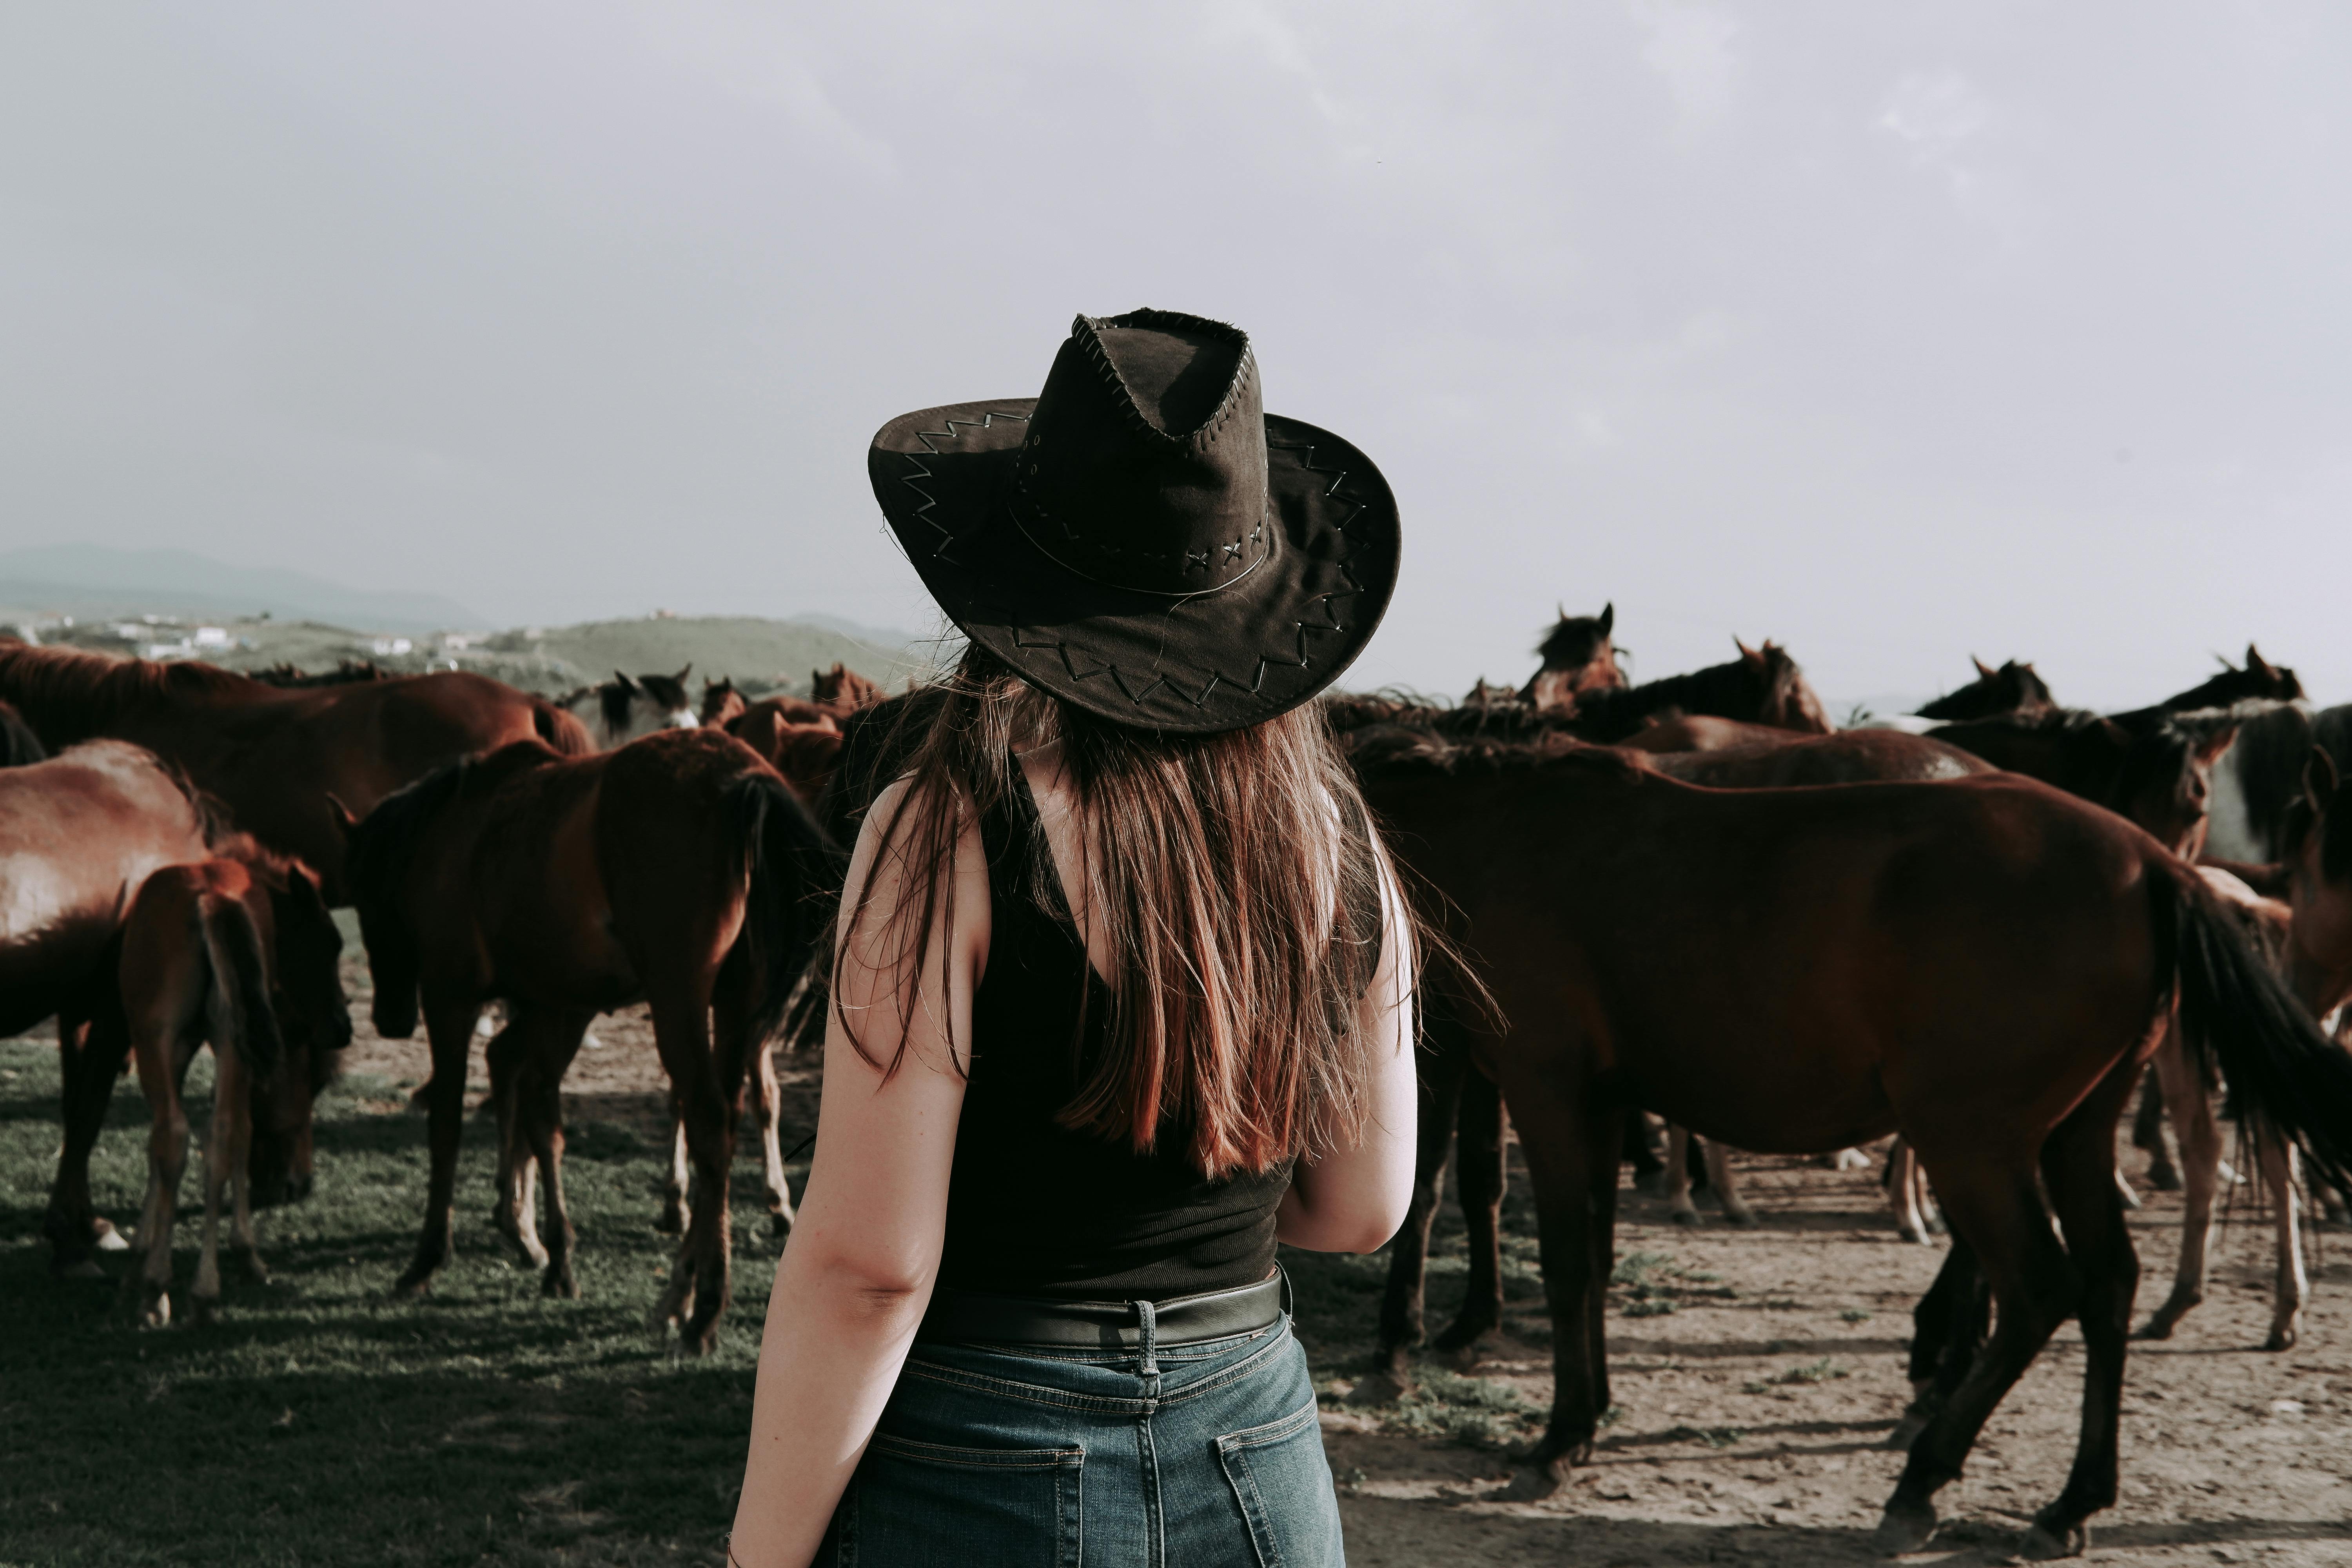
left=730, top=309, right=1417, bottom=1567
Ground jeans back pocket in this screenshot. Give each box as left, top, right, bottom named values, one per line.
left=833, top=1434, right=1083, bottom=1568
left=1216, top=1400, right=1343, bottom=1568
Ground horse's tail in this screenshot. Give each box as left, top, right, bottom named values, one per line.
left=535, top=699, right=594, bottom=757
left=2163, top=860, right=2352, bottom=1192
left=197, top=889, right=284, bottom=1079
left=722, top=769, right=836, bottom=1050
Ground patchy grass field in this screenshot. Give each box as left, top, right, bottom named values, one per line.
left=9, top=990, right=2352, bottom=1566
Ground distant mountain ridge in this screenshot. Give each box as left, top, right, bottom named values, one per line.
left=0, top=544, right=488, bottom=633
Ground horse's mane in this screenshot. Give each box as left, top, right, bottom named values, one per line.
left=344, top=743, right=555, bottom=904
left=250, top=659, right=390, bottom=688
left=1338, top=714, right=1645, bottom=784
left=0, top=643, right=259, bottom=737
left=1323, top=688, right=1587, bottom=744
left=1557, top=647, right=1798, bottom=739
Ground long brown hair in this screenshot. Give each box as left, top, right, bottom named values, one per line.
left=836, top=647, right=1404, bottom=1179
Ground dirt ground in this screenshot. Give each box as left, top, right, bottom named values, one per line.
left=332, top=955, right=2352, bottom=1567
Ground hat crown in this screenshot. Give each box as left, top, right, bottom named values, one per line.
left=1010, top=309, right=1272, bottom=596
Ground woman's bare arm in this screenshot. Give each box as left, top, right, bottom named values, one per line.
left=1276, top=846, right=1418, bottom=1253
left=728, top=779, right=988, bottom=1568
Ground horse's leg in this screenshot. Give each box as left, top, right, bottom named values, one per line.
left=1501, top=1088, right=1617, bottom=1502
left=220, top=1045, right=266, bottom=1285
left=2259, top=1132, right=2306, bottom=1352
left=1875, top=1160, right=2079, bottom=1555
left=1665, top=1125, right=1700, bottom=1226
left=2016, top=1067, right=2141, bottom=1559
left=658, top=1108, right=691, bottom=1236
left=2132, top=1067, right=2180, bottom=1191
left=1888, top=1136, right=1927, bottom=1244
left=1625, top=1111, right=1665, bottom=1192
left=131, top=1037, right=194, bottom=1327
left=1705, top=1138, right=1754, bottom=1225
left=523, top=1010, right=592, bottom=1300
left=1889, top=1236, right=1984, bottom=1450
left=751, top=1038, right=793, bottom=1239
left=653, top=980, right=736, bottom=1354
left=2136, top=1027, right=2218, bottom=1340
left=192, top=1046, right=245, bottom=1321
left=1434, top=1071, right=1507, bottom=1364
left=485, top=1019, right=549, bottom=1270
left=1367, top=1032, right=1467, bottom=1395
left=45, top=1002, right=134, bottom=1274
left=394, top=995, right=483, bottom=1297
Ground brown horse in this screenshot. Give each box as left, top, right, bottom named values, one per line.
left=2108, top=645, right=2303, bottom=735
left=1915, top=657, right=2058, bottom=724
left=1523, top=603, right=1626, bottom=710
left=122, top=838, right=351, bottom=1326
left=338, top=728, right=831, bottom=1352
left=0, top=642, right=590, bottom=900
left=0, top=698, right=45, bottom=767
left=556, top=666, right=700, bottom=750
left=1931, top=711, right=2237, bottom=860
left=1553, top=639, right=1831, bottom=742
left=808, top=662, right=885, bottom=716
left=727, top=712, right=845, bottom=807
left=1353, top=725, right=2352, bottom=1557
left=2, top=741, right=219, bottom=1270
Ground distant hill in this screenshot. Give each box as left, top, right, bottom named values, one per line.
left=0, top=544, right=488, bottom=633
left=498, top=616, right=941, bottom=695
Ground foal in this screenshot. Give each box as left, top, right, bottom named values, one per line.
left=341, top=729, right=830, bottom=1353
left=123, top=839, right=350, bottom=1325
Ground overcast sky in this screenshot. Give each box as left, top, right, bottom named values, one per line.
left=5, top=4, right=2348, bottom=708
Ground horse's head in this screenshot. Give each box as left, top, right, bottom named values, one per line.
left=248, top=858, right=351, bottom=1207
left=1740, top=640, right=1832, bottom=733
left=1917, top=657, right=2056, bottom=723
left=2115, top=720, right=2238, bottom=860
left=2232, top=645, right=2305, bottom=705
left=700, top=676, right=748, bottom=727
left=2285, top=747, right=2352, bottom=1018
left=328, top=790, right=422, bottom=1039
left=1524, top=602, right=1626, bottom=711
left=811, top=663, right=886, bottom=711
left=618, top=666, right=699, bottom=731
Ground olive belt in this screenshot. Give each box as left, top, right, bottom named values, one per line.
left=916, top=1269, right=1289, bottom=1352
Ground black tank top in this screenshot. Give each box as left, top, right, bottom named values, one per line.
left=936, top=768, right=1377, bottom=1302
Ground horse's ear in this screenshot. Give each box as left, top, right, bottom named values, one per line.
left=324, top=793, right=359, bottom=837
left=1598, top=603, right=1613, bottom=635
left=613, top=670, right=639, bottom=692
left=2217, top=651, right=2238, bottom=671
left=2248, top=644, right=2272, bottom=675
left=1734, top=637, right=1761, bottom=663
left=2306, top=747, right=2340, bottom=815
left=675, top=664, right=691, bottom=683
left=1973, top=655, right=1996, bottom=679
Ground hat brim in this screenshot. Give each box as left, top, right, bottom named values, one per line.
left=869, top=399, right=1399, bottom=735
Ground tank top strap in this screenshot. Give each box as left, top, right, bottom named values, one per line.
left=974, top=760, right=1076, bottom=930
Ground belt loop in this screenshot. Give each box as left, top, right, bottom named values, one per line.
left=1134, top=1296, right=1158, bottom=1375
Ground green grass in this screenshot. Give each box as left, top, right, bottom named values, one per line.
left=0, top=1039, right=781, bottom=1566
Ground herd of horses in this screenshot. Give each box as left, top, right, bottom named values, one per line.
left=5, top=613, right=2352, bottom=1556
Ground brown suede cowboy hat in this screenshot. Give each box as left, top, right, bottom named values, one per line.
left=868, top=308, right=1400, bottom=734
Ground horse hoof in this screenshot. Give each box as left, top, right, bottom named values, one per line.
left=542, top=1269, right=581, bottom=1301
left=1348, top=1368, right=1410, bottom=1406
left=93, top=1219, right=131, bottom=1253
left=1500, top=1458, right=1568, bottom=1502
left=191, top=1298, right=219, bottom=1327
left=2018, top=1520, right=2087, bottom=1560
left=1884, top=1413, right=1930, bottom=1451
left=2265, top=1327, right=2297, bottom=1352
left=390, top=1270, right=435, bottom=1300
left=1724, top=1210, right=1758, bottom=1228
left=1670, top=1208, right=1700, bottom=1228
left=769, top=1212, right=793, bottom=1241
left=139, top=1294, right=171, bottom=1330
left=1871, top=1500, right=1936, bottom=1555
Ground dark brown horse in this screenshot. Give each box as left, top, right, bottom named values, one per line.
left=1930, top=711, right=2237, bottom=860
left=2108, top=645, right=2303, bottom=735
left=249, top=660, right=392, bottom=688
left=0, top=642, right=590, bottom=901
left=0, top=698, right=46, bottom=767
left=1553, top=639, right=1832, bottom=742
left=338, top=728, right=831, bottom=1352
left=2, top=741, right=219, bottom=1271
left=1354, top=726, right=2352, bottom=1558
left=1523, top=603, right=1626, bottom=710
left=1915, top=657, right=2058, bottom=724
left=122, top=837, right=350, bottom=1325
left=555, top=666, right=699, bottom=750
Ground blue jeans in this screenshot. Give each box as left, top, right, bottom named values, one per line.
left=819, top=1312, right=1344, bottom=1566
